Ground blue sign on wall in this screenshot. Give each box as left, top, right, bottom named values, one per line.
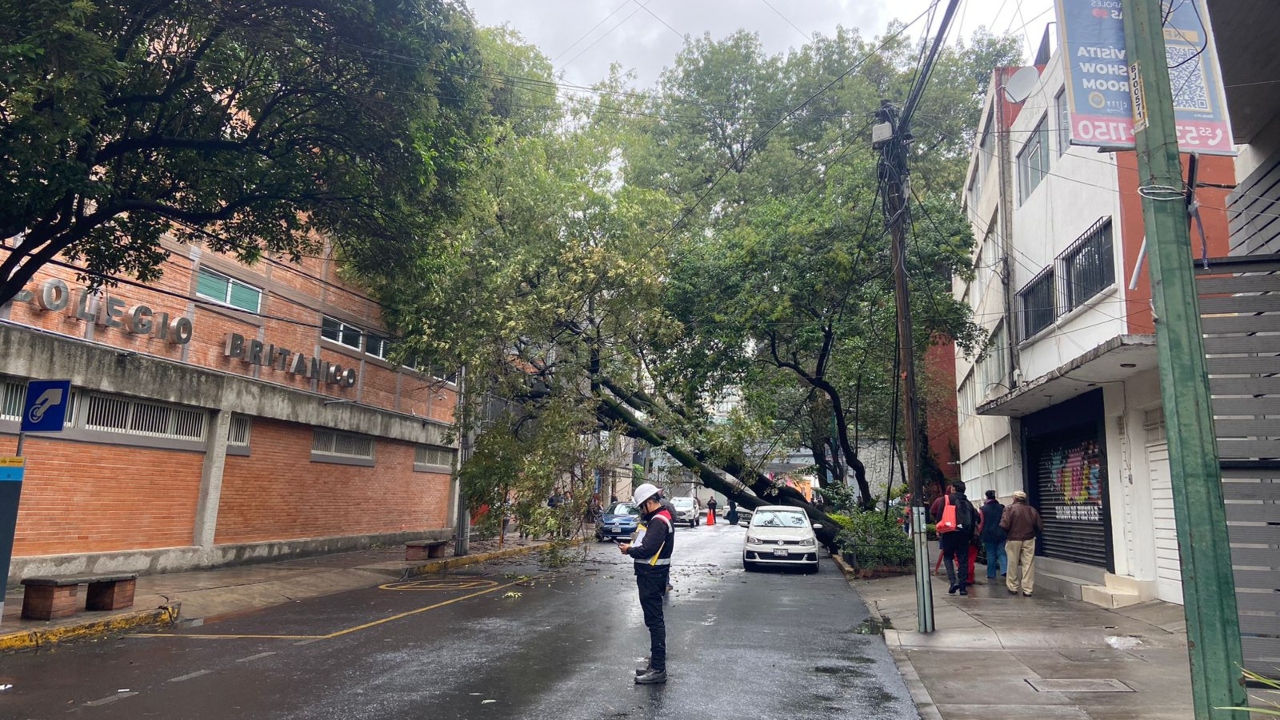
left=20, top=380, right=72, bottom=433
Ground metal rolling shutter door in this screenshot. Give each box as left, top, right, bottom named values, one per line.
left=1034, top=431, right=1109, bottom=568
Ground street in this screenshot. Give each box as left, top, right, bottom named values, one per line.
left=0, top=523, right=913, bottom=719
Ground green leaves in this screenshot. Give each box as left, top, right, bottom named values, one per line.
left=0, top=0, right=494, bottom=302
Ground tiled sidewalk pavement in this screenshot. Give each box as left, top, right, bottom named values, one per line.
left=853, top=573, right=1194, bottom=720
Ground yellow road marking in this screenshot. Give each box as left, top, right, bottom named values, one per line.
left=132, top=579, right=528, bottom=642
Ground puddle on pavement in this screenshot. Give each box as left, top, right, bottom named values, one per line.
left=851, top=616, right=891, bottom=635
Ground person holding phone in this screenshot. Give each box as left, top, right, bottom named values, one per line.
left=619, top=483, right=674, bottom=684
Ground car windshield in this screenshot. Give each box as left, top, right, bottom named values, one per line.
left=605, top=502, right=639, bottom=517
left=671, top=498, right=694, bottom=509
left=751, top=511, right=809, bottom=528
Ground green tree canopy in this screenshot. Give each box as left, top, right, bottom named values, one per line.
left=0, top=0, right=493, bottom=303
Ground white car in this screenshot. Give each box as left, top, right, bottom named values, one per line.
left=669, top=497, right=700, bottom=527
left=742, top=506, right=821, bottom=573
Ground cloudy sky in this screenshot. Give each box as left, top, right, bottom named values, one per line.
left=464, top=0, right=1057, bottom=88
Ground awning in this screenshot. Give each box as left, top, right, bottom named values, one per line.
left=978, top=335, right=1158, bottom=417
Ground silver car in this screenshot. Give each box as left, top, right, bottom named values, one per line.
left=669, top=496, right=699, bottom=527
left=742, top=506, right=821, bottom=572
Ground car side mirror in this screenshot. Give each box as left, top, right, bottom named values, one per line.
left=812, top=523, right=823, bottom=530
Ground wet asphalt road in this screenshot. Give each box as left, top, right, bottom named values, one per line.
left=0, top=523, right=914, bottom=719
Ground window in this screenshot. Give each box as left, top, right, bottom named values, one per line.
left=1019, top=268, right=1056, bottom=339
left=1017, top=117, right=1050, bottom=203
left=0, top=377, right=24, bottom=421
left=312, top=429, right=374, bottom=462
left=980, top=323, right=1009, bottom=394
left=958, top=372, right=977, bottom=418
left=84, top=392, right=206, bottom=441
left=431, top=368, right=459, bottom=384
left=365, top=334, right=390, bottom=360
left=195, top=267, right=261, bottom=313
left=414, top=445, right=456, bottom=472
left=1055, top=89, right=1070, bottom=156
left=978, top=116, right=994, bottom=184
left=321, top=316, right=362, bottom=350
left=1061, top=218, right=1115, bottom=312
left=228, top=415, right=251, bottom=446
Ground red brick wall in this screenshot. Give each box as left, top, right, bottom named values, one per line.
left=0, top=435, right=203, bottom=556
left=0, top=241, right=458, bottom=422
left=214, top=419, right=451, bottom=544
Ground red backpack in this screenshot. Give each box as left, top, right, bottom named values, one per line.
left=936, top=494, right=959, bottom=534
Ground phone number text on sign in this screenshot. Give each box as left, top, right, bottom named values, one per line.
left=1072, top=116, right=1230, bottom=153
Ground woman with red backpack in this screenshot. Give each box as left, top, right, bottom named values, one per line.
left=930, top=481, right=982, bottom=596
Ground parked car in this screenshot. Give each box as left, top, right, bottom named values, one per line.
left=595, top=501, right=641, bottom=542
left=669, top=497, right=700, bottom=527
left=736, top=508, right=753, bottom=526
left=742, top=506, right=821, bottom=573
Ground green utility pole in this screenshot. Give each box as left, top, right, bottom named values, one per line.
left=1120, top=0, right=1247, bottom=716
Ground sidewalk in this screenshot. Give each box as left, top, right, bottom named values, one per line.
left=0, top=535, right=557, bottom=653
left=853, top=572, right=1193, bottom=720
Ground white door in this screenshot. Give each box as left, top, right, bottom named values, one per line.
left=1145, top=411, right=1184, bottom=604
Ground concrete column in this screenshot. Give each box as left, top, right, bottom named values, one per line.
left=194, top=410, right=232, bottom=548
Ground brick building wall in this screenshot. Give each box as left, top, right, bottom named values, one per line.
left=0, top=236, right=459, bottom=578
left=0, top=435, right=202, bottom=556
left=215, top=419, right=451, bottom=544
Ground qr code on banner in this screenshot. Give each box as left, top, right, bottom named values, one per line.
left=1166, top=44, right=1211, bottom=111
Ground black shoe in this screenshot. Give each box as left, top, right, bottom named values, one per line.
left=635, top=669, right=667, bottom=684
left=958, top=588, right=968, bottom=596
left=635, top=666, right=652, bottom=676
left=948, top=584, right=958, bottom=595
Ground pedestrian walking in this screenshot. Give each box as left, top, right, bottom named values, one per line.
left=1000, top=490, right=1043, bottom=596
left=620, top=483, right=674, bottom=684
left=979, top=490, right=1008, bottom=579
left=706, top=496, right=717, bottom=525
left=930, top=480, right=981, bottom=596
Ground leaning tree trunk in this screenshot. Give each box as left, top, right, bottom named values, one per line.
left=596, top=391, right=844, bottom=551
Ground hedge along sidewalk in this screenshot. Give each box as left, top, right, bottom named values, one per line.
left=0, top=535, right=568, bottom=654
left=839, top=569, right=1195, bottom=720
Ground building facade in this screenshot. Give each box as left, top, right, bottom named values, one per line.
left=0, top=234, right=459, bottom=581
left=954, top=34, right=1234, bottom=607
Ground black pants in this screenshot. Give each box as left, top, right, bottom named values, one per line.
left=939, top=532, right=970, bottom=590
left=636, top=568, right=668, bottom=672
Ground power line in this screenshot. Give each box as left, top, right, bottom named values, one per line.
left=760, top=0, right=812, bottom=42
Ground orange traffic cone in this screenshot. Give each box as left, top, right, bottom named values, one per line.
left=707, top=508, right=715, bottom=525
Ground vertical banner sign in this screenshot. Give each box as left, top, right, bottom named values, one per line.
left=1055, top=0, right=1233, bottom=154
left=0, top=457, right=25, bottom=627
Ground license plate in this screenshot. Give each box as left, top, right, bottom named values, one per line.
left=773, top=548, right=789, bottom=557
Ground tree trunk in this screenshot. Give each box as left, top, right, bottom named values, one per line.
left=596, top=391, right=843, bottom=550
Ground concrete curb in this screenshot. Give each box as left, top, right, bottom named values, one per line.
left=396, top=539, right=582, bottom=580
left=0, top=603, right=181, bottom=655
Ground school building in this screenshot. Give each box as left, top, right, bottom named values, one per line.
left=0, top=234, right=460, bottom=582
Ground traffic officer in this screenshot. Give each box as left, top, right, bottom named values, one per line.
left=619, top=482, right=674, bottom=684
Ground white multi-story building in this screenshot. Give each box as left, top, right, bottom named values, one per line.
left=954, top=31, right=1237, bottom=608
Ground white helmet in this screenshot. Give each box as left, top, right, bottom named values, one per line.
left=633, top=483, right=661, bottom=506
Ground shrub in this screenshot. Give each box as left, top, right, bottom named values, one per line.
left=837, top=511, right=914, bottom=570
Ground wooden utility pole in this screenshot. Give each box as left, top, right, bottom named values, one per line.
left=877, top=100, right=934, bottom=633
left=1119, top=0, right=1246, bottom=715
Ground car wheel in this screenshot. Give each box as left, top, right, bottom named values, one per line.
left=743, top=559, right=755, bottom=572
